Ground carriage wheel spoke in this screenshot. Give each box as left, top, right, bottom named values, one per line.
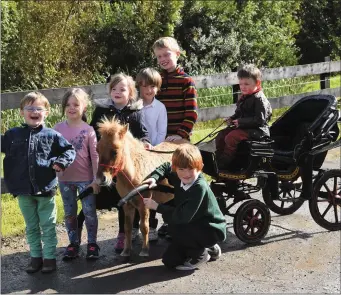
left=333, top=205, right=339, bottom=223
left=245, top=224, right=251, bottom=233
left=333, top=177, right=337, bottom=194
left=323, top=183, right=332, bottom=195
left=321, top=203, right=333, bottom=218
left=254, top=210, right=260, bottom=218
left=251, top=226, right=255, bottom=235
left=318, top=191, right=329, bottom=200
left=287, top=191, right=294, bottom=199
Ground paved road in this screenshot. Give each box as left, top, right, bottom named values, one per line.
left=1, top=157, right=340, bottom=294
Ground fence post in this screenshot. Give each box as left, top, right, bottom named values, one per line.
left=320, top=56, right=331, bottom=89
left=232, top=66, right=240, bottom=103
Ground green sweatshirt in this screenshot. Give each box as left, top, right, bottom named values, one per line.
left=149, top=162, right=226, bottom=242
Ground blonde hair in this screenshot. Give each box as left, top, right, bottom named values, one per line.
left=108, top=73, right=137, bottom=103
left=20, top=91, right=50, bottom=111
left=61, top=88, right=90, bottom=122
left=171, top=143, right=204, bottom=171
left=237, top=64, right=262, bottom=82
left=136, top=68, right=162, bottom=89
left=152, top=37, right=181, bottom=54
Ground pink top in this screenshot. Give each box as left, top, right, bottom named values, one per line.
left=54, top=121, right=99, bottom=182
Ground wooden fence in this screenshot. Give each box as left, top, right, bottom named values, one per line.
left=1, top=60, right=340, bottom=193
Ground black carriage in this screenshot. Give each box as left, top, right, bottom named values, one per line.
left=198, top=94, right=341, bottom=244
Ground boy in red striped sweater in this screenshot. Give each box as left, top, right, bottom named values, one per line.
left=152, top=37, right=198, bottom=142
left=152, top=36, right=198, bottom=237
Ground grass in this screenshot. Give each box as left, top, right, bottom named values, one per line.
left=1, top=74, right=340, bottom=237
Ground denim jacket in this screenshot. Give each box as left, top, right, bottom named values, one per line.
left=1, top=124, right=76, bottom=196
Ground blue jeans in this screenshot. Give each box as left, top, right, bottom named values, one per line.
left=59, top=181, right=98, bottom=244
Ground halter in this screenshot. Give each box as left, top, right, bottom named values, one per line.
left=99, top=161, right=123, bottom=178
left=99, top=161, right=147, bottom=202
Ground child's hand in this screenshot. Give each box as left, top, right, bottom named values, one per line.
left=165, top=135, right=182, bottom=142
left=143, top=198, right=159, bottom=210
left=142, top=178, right=157, bottom=189
left=232, top=119, right=239, bottom=127
left=224, top=117, right=232, bottom=124
left=89, top=181, right=100, bottom=194
left=52, top=163, right=64, bottom=172
left=144, top=142, right=153, bottom=150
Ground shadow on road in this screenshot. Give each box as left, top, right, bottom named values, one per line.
left=1, top=222, right=331, bottom=294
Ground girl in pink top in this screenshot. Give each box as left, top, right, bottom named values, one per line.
left=54, top=88, right=100, bottom=260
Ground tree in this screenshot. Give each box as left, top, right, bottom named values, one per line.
left=296, top=0, right=341, bottom=64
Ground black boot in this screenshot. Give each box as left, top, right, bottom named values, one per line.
left=26, top=257, right=43, bottom=273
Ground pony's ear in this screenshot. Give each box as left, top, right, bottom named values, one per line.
left=119, top=123, right=129, bottom=138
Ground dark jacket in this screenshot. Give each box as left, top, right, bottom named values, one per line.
left=1, top=124, right=76, bottom=196
left=90, top=98, right=150, bottom=143
left=149, top=162, right=226, bottom=242
left=231, top=90, right=272, bottom=139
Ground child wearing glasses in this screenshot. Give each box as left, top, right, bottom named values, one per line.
left=1, top=92, right=76, bottom=274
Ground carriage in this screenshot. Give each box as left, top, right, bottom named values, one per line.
left=85, top=94, right=340, bottom=251
left=198, top=94, right=341, bottom=244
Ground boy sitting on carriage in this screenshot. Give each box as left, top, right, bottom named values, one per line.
left=215, top=64, right=272, bottom=169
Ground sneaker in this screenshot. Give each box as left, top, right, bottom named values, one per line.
left=207, top=244, right=221, bottom=260
left=114, top=233, right=125, bottom=253
left=176, top=250, right=211, bottom=271
left=148, top=228, right=158, bottom=241
left=132, top=228, right=139, bottom=241
left=158, top=223, right=169, bottom=236
left=86, top=243, right=100, bottom=260
left=63, top=243, right=80, bottom=260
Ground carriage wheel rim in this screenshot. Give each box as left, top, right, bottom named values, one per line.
left=317, top=175, right=341, bottom=225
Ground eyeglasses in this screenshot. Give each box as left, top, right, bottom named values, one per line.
left=23, top=106, right=47, bottom=113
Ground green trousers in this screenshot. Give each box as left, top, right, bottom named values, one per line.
left=17, top=195, right=57, bottom=259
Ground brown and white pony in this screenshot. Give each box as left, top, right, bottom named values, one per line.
left=96, top=117, right=186, bottom=257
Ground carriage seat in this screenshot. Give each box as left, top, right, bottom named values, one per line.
left=271, top=122, right=311, bottom=164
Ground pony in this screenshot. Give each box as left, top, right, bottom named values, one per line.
left=96, top=117, right=187, bottom=257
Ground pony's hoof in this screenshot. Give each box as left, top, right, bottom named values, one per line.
left=120, top=249, right=131, bottom=257
left=139, top=249, right=149, bottom=257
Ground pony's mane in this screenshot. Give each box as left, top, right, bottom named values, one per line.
left=97, top=116, right=122, bottom=136
left=97, top=116, right=144, bottom=150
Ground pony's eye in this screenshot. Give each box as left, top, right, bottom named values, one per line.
left=110, top=150, right=117, bottom=158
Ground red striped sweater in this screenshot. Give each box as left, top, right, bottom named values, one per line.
left=156, top=66, right=198, bottom=139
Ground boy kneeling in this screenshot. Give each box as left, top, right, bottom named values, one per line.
left=143, top=144, right=226, bottom=271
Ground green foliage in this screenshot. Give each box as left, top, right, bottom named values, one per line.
left=296, top=0, right=341, bottom=64
left=174, top=0, right=300, bottom=75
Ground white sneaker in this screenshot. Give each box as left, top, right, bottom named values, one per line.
left=207, top=244, right=221, bottom=260
left=132, top=228, right=139, bottom=241
left=176, top=251, right=210, bottom=271
left=148, top=228, right=159, bottom=241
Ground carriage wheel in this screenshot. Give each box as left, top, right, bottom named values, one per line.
left=233, top=200, right=271, bottom=244
left=309, top=170, right=341, bottom=231
left=262, top=179, right=305, bottom=215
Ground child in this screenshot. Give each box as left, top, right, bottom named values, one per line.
left=136, top=67, right=167, bottom=147
left=78, top=73, right=151, bottom=253
left=136, top=67, right=167, bottom=241
left=1, top=92, right=76, bottom=274
left=54, top=88, right=100, bottom=260
left=143, top=143, right=226, bottom=271
left=152, top=36, right=198, bottom=142
left=215, top=64, right=272, bottom=169
left=152, top=36, right=198, bottom=236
